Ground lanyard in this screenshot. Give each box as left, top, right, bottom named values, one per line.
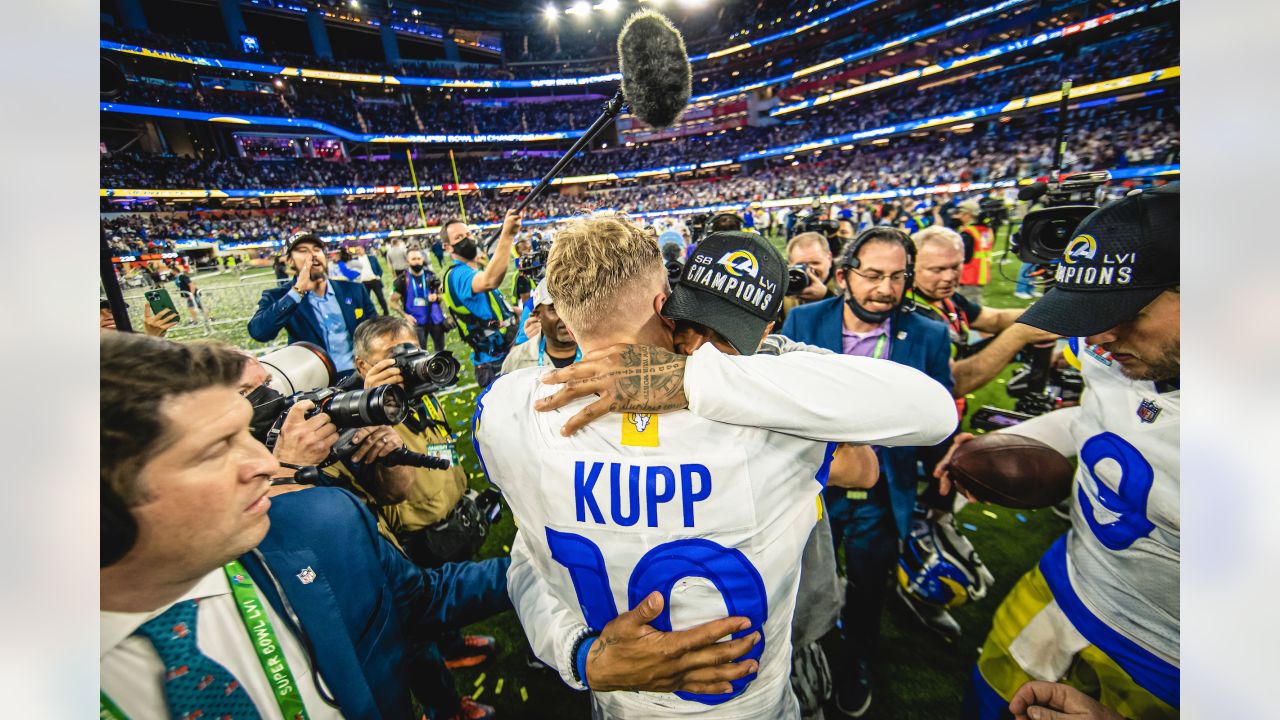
left=100, top=562, right=311, bottom=720
left=871, top=334, right=887, bottom=360
left=409, top=271, right=428, bottom=299
left=537, top=337, right=583, bottom=367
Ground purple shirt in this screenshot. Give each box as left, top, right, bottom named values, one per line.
left=841, top=317, right=892, bottom=359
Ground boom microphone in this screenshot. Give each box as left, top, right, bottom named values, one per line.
left=484, top=9, right=691, bottom=251
left=618, top=9, right=693, bottom=129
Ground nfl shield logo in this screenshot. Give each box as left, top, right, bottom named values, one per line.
left=296, top=567, right=317, bottom=584
left=1137, top=399, right=1162, bottom=424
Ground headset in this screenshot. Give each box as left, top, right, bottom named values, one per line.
left=837, top=226, right=917, bottom=295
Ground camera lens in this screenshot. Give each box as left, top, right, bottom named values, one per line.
left=787, top=264, right=810, bottom=295
left=325, top=385, right=409, bottom=427
left=423, top=352, right=461, bottom=387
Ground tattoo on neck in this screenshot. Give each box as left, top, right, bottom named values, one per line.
left=607, top=345, right=687, bottom=413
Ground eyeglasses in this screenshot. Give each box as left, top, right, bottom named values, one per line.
left=846, top=267, right=907, bottom=285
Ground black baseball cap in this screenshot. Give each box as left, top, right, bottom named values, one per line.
left=1019, top=183, right=1178, bottom=337
left=284, top=232, right=326, bottom=254
left=662, top=231, right=786, bottom=355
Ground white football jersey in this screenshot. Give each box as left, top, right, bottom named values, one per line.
left=477, top=366, right=832, bottom=720
left=1007, top=338, right=1179, bottom=667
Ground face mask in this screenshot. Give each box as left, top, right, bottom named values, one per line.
left=452, top=238, right=478, bottom=261
left=409, top=263, right=424, bottom=272
left=246, top=384, right=286, bottom=442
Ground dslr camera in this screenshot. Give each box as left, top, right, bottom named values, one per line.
left=267, top=383, right=450, bottom=475
left=795, top=214, right=844, bottom=256
left=387, top=342, right=460, bottom=396
left=786, top=263, right=811, bottom=296
left=515, top=231, right=551, bottom=282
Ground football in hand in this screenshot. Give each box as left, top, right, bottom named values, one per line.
left=948, top=433, right=1074, bottom=509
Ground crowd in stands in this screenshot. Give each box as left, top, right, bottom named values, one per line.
left=99, top=100, right=1178, bottom=250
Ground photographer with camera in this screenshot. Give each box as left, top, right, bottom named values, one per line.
left=783, top=232, right=839, bottom=319
left=940, top=184, right=1180, bottom=720
left=390, top=248, right=448, bottom=353
left=439, top=210, right=522, bottom=389
left=248, top=232, right=378, bottom=377
left=909, top=226, right=1059, bottom=404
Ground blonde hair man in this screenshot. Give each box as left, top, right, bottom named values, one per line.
left=476, top=214, right=956, bottom=719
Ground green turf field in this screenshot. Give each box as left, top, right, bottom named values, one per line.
left=144, top=230, right=1069, bottom=718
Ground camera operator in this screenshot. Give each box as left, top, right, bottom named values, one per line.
left=390, top=248, right=447, bottom=353
left=908, top=226, right=1059, bottom=405
left=100, top=332, right=510, bottom=720
left=439, top=210, right=522, bottom=389
left=779, top=226, right=953, bottom=716
left=500, top=282, right=580, bottom=373
left=513, top=236, right=535, bottom=307
left=939, top=185, right=1180, bottom=719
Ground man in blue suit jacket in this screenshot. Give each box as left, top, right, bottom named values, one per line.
left=248, top=233, right=378, bottom=376
left=779, top=227, right=953, bottom=717
left=101, top=332, right=509, bottom=720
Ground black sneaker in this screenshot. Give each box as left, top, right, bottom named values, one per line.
left=834, top=660, right=872, bottom=717
left=895, top=584, right=962, bottom=641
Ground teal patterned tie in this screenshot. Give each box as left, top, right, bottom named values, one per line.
left=134, top=599, right=262, bottom=720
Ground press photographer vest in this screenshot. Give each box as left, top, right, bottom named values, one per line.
left=959, top=225, right=993, bottom=286
left=440, top=263, right=514, bottom=354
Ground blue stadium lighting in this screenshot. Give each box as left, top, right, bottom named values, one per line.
left=688, top=0, right=1031, bottom=104
left=98, top=102, right=587, bottom=144
left=769, top=1, right=1176, bottom=118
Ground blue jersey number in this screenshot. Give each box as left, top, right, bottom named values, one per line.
left=545, top=528, right=767, bottom=705
left=1077, top=431, right=1156, bottom=551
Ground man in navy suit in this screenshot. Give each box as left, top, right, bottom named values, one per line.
left=780, top=227, right=953, bottom=718
left=248, top=232, right=378, bottom=377
left=100, top=332, right=510, bottom=720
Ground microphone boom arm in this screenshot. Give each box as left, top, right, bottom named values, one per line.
left=486, top=89, right=625, bottom=251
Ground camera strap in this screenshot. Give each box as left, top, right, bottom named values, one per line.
left=100, top=560, right=312, bottom=720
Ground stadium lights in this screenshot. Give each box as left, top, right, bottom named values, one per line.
left=595, top=0, right=619, bottom=11
left=349, top=0, right=360, bottom=9
left=566, top=1, right=590, bottom=15
left=544, top=3, right=558, bottom=21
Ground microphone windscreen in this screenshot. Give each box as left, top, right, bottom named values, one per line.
left=617, top=10, right=692, bottom=129
left=1018, top=181, right=1049, bottom=202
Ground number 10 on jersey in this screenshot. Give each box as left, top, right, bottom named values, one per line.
left=546, top=527, right=769, bottom=704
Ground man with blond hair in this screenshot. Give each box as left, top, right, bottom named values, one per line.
left=475, top=214, right=956, bottom=718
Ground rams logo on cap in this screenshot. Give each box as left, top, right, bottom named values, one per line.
left=1062, top=234, right=1098, bottom=265
left=717, top=250, right=759, bottom=278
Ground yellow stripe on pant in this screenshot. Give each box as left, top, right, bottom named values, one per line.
left=973, top=565, right=1178, bottom=720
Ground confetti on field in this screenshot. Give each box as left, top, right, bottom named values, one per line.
left=495, top=678, right=504, bottom=695
left=1016, top=513, right=1027, bottom=523
left=502, top=545, right=510, bottom=553
left=472, top=686, right=485, bottom=701
left=962, top=522, right=979, bottom=532
left=982, top=510, right=999, bottom=520
left=964, top=393, right=976, bottom=400
left=474, top=672, right=486, bottom=687
left=520, top=686, right=529, bottom=702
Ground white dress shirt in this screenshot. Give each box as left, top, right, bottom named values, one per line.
left=101, top=567, right=342, bottom=720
